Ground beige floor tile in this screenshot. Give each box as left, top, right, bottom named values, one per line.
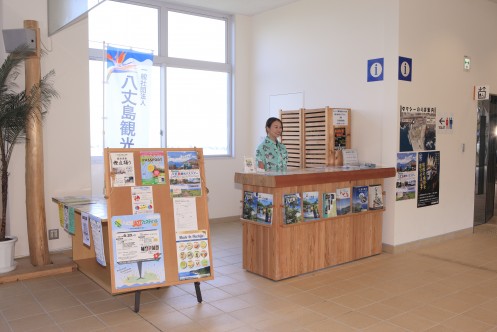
left=181, top=302, right=224, bottom=320
left=49, top=304, right=93, bottom=324
left=209, top=296, right=251, bottom=312
left=334, top=310, right=381, bottom=329
left=307, top=300, right=351, bottom=317
left=363, top=321, right=410, bottom=332
left=163, top=293, right=202, bottom=310
left=85, top=298, right=128, bottom=314
left=74, top=289, right=113, bottom=304
left=7, top=313, right=55, bottom=332
left=106, top=319, right=160, bottom=332
left=461, top=307, right=497, bottom=326
left=226, top=306, right=273, bottom=324
left=285, top=291, right=325, bottom=307
left=37, top=294, right=80, bottom=312
left=357, top=302, right=405, bottom=320
left=146, top=310, right=194, bottom=331
left=97, top=307, right=142, bottom=326
left=197, top=313, right=245, bottom=332
left=306, top=318, right=357, bottom=332
left=331, top=293, right=375, bottom=309
left=59, top=316, right=107, bottom=331
left=388, top=311, right=438, bottom=331
left=2, top=302, right=44, bottom=321
left=441, top=314, right=493, bottom=332
left=409, top=304, right=456, bottom=323
left=201, top=287, right=234, bottom=302
left=134, top=301, right=175, bottom=318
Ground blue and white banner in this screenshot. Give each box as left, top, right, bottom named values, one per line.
left=104, top=46, right=154, bottom=149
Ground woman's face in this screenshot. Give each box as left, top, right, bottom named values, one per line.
left=267, top=121, right=283, bottom=140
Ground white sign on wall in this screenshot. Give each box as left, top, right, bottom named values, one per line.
left=474, top=85, right=490, bottom=100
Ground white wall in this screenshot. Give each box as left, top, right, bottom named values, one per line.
left=1, top=0, right=252, bottom=257
left=393, top=0, right=497, bottom=245
left=250, top=0, right=497, bottom=246
left=3, top=0, right=497, bottom=258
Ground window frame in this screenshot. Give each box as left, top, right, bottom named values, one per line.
left=88, top=0, right=234, bottom=158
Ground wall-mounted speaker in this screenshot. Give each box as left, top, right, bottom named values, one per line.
left=2, top=28, right=36, bottom=53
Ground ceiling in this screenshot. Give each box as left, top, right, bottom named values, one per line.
left=163, top=0, right=301, bottom=15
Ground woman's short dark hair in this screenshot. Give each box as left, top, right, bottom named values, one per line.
left=265, top=117, right=283, bottom=131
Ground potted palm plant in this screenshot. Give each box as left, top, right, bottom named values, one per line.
left=0, top=45, right=58, bottom=273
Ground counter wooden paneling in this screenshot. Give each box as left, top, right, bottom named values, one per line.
left=235, top=166, right=395, bottom=280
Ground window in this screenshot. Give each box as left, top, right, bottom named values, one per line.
left=88, top=0, right=232, bottom=158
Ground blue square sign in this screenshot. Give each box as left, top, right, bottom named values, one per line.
left=398, top=56, right=412, bottom=81
left=367, top=58, right=384, bottom=82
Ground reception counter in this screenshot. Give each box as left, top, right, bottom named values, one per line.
left=234, top=166, right=395, bottom=280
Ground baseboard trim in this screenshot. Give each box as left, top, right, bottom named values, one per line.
left=382, top=227, right=473, bottom=254
left=210, top=215, right=240, bottom=224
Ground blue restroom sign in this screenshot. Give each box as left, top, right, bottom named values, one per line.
left=367, top=58, right=384, bottom=82
left=398, top=56, right=412, bottom=81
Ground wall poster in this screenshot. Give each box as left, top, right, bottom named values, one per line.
left=417, top=151, right=440, bottom=208
left=399, top=105, right=436, bottom=151
left=396, top=152, right=417, bottom=201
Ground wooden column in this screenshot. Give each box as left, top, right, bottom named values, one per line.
left=24, top=20, right=51, bottom=266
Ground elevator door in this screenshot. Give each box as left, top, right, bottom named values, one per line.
left=474, top=94, right=497, bottom=225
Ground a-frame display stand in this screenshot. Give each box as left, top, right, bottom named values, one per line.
left=103, top=147, right=214, bottom=311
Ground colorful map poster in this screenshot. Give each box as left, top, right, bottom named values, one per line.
left=111, top=213, right=165, bottom=289
left=167, top=151, right=202, bottom=198
left=399, top=105, right=436, bottom=151
left=176, top=230, right=211, bottom=281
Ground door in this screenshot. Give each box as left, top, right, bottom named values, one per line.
left=474, top=94, right=497, bottom=225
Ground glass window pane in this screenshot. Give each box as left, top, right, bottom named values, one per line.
left=89, top=0, right=158, bottom=54
left=166, top=68, right=228, bottom=155
left=168, top=11, right=226, bottom=63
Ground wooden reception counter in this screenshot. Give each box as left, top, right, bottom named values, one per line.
left=234, top=166, right=395, bottom=280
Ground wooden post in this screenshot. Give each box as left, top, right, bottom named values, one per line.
left=24, top=20, right=51, bottom=266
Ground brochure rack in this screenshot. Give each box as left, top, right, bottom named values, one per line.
left=53, top=147, right=214, bottom=311
left=235, top=166, right=395, bottom=280
left=280, top=107, right=351, bottom=168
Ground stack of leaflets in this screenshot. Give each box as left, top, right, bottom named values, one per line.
left=336, top=188, right=351, bottom=215
left=369, top=184, right=384, bottom=210
left=352, top=186, right=369, bottom=213
left=283, top=193, right=302, bottom=224
left=322, top=192, right=337, bottom=218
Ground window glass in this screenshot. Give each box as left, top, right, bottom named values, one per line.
left=168, top=11, right=226, bottom=63
left=89, top=1, right=158, bottom=54
left=166, top=68, right=228, bottom=155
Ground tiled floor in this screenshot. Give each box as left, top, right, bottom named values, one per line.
left=2, top=219, right=497, bottom=331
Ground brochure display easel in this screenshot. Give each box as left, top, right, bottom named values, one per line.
left=235, top=166, right=395, bottom=280
left=53, top=148, right=214, bottom=311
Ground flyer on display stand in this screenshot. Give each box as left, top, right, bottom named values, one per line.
left=111, top=213, right=165, bottom=289
left=131, top=186, right=154, bottom=215
left=89, top=215, right=106, bottom=267
left=167, top=151, right=202, bottom=198
left=140, top=151, right=166, bottom=185
left=109, top=152, right=136, bottom=187
left=173, top=197, right=198, bottom=232
left=81, top=212, right=91, bottom=247
left=176, top=230, right=211, bottom=281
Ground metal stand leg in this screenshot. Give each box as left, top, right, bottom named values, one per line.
left=134, top=290, right=141, bottom=313
left=194, top=282, right=202, bottom=303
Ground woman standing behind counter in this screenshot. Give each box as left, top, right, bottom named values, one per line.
left=255, top=117, right=288, bottom=171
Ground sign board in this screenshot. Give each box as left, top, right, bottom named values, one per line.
left=367, top=58, right=384, bottom=82
left=398, top=56, right=412, bottom=81
left=474, top=85, right=490, bottom=100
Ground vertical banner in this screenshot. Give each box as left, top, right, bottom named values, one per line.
left=417, top=151, right=440, bottom=208
left=104, top=46, right=154, bottom=149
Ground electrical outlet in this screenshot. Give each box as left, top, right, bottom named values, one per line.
left=48, top=229, right=59, bottom=240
